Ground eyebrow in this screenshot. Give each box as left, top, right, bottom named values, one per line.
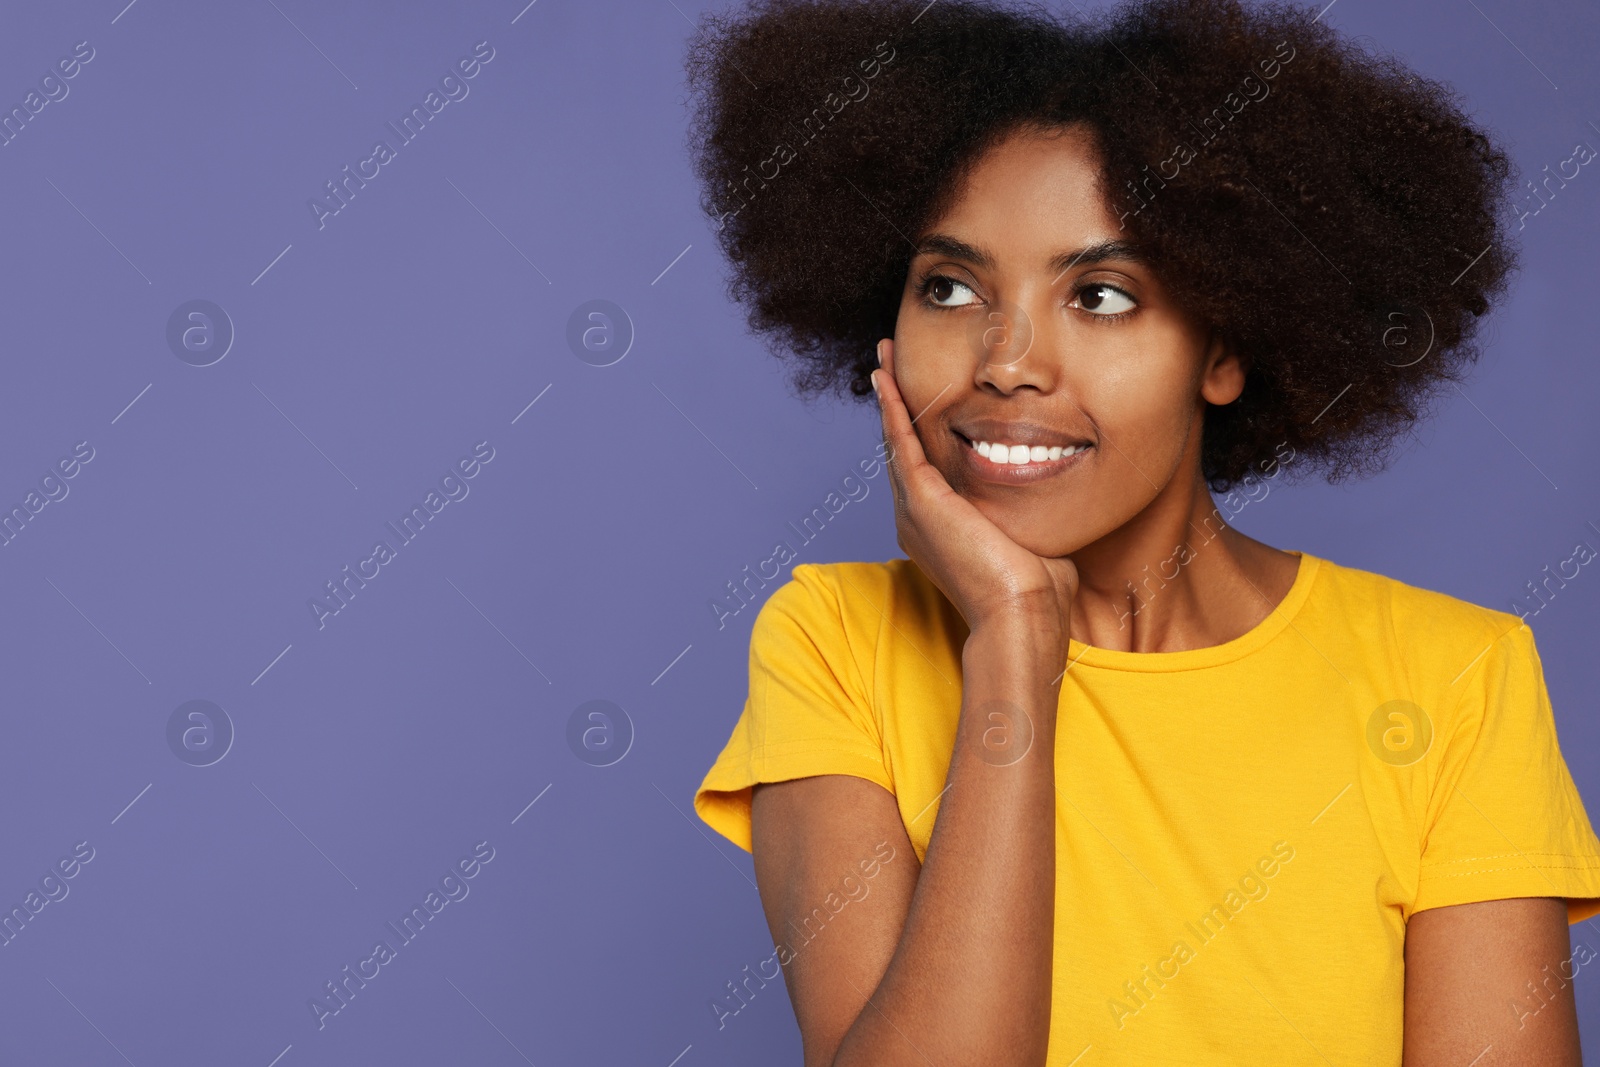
left=913, top=233, right=1146, bottom=277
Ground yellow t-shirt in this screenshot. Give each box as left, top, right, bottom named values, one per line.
left=694, top=550, right=1600, bottom=1064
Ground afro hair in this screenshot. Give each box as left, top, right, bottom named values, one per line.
left=683, top=0, right=1518, bottom=490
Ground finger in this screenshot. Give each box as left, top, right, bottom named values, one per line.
left=872, top=340, right=921, bottom=527
left=873, top=375, right=905, bottom=534
left=873, top=338, right=932, bottom=478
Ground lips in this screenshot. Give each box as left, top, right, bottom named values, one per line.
left=956, top=430, right=1092, bottom=483
left=951, top=419, right=1094, bottom=451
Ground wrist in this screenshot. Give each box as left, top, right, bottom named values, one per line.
left=963, top=618, right=1068, bottom=679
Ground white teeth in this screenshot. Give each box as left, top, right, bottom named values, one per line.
left=970, top=439, right=1085, bottom=465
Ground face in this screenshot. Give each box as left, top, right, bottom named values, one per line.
left=892, top=122, right=1247, bottom=558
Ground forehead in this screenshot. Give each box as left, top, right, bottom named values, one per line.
left=924, top=123, right=1118, bottom=251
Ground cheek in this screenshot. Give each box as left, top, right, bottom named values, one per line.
left=1076, top=334, right=1198, bottom=443
left=891, top=324, right=970, bottom=424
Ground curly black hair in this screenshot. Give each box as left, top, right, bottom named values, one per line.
left=683, top=0, right=1517, bottom=490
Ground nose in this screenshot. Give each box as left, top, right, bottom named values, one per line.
left=970, top=294, right=1061, bottom=395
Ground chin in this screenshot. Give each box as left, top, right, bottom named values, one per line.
left=983, top=512, right=1086, bottom=560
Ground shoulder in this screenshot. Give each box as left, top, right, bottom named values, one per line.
left=776, top=558, right=941, bottom=618
left=1304, top=552, right=1523, bottom=668
left=758, top=558, right=954, bottom=652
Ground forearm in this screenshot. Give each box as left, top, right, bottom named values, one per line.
left=833, top=619, right=1064, bottom=1067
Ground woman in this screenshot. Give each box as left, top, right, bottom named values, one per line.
left=687, top=0, right=1600, bottom=1062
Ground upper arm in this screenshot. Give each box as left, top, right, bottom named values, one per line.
left=751, top=774, right=921, bottom=1067
left=1402, top=896, right=1580, bottom=1066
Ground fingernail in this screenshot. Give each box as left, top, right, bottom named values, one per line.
left=876, top=340, right=884, bottom=367
left=871, top=369, right=880, bottom=396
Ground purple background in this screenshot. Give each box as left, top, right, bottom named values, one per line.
left=0, top=0, right=1594, bottom=1062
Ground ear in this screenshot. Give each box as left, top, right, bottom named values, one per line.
left=1199, top=330, right=1249, bottom=406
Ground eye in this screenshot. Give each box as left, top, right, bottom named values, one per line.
left=1071, top=283, right=1137, bottom=317
left=917, top=273, right=980, bottom=308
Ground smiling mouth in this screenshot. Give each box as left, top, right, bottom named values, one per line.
left=954, top=430, right=1094, bottom=467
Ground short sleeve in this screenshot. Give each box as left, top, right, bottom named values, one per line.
left=694, top=563, right=893, bottom=853
left=1414, top=622, right=1600, bottom=923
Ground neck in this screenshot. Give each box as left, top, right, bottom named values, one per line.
left=1068, top=468, right=1287, bottom=654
